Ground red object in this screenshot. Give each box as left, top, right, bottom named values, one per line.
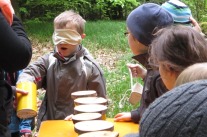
left=0, top=0, right=14, bottom=25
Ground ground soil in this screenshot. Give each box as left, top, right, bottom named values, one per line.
left=31, top=39, right=124, bottom=70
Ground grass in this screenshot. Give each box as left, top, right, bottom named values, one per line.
left=84, top=20, right=128, bottom=51
left=25, top=20, right=143, bottom=118
left=105, top=55, right=141, bottom=117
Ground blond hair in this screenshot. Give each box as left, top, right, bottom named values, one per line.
left=54, top=10, right=86, bottom=34
left=175, top=62, right=207, bottom=87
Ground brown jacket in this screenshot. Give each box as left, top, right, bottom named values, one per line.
left=131, top=53, right=168, bottom=123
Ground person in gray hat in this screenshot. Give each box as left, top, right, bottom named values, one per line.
left=114, top=3, right=173, bottom=123
left=126, top=79, right=207, bottom=137
left=149, top=25, right=207, bottom=90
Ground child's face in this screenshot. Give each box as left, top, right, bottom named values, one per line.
left=53, top=26, right=85, bottom=57
left=126, top=29, right=148, bottom=55
left=56, top=43, right=78, bottom=57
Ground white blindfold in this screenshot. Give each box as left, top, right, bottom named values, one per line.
left=52, top=29, right=82, bottom=46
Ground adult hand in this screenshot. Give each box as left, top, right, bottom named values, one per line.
left=190, top=17, right=201, bottom=33
left=16, top=88, right=29, bottom=95
left=64, top=114, right=73, bottom=121
left=114, top=112, right=132, bottom=122
left=127, top=63, right=147, bottom=79
left=0, top=0, right=14, bottom=25
left=13, top=88, right=28, bottom=109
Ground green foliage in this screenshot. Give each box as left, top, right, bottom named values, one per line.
left=182, top=0, right=207, bottom=21
left=16, top=0, right=207, bottom=22
left=18, top=0, right=139, bottom=21
left=200, top=22, right=207, bottom=35
left=24, top=20, right=53, bottom=42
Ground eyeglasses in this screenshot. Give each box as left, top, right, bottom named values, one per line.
left=124, top=31, right=129, bottom=36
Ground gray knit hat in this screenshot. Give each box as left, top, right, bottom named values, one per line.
left=139, top=79, right=207, bottom=137
left=126, top=3, right=173, bottom=46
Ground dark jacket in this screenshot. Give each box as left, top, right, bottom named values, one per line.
left=0, top=12, right=32, bottom=137
left=130, top=53, right=168, bottom=123
left=0, top=13, right=32, bottom=72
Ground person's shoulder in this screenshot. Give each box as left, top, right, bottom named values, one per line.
left=82, top=47, right=96, bottom=63
left=36, top=52, right=53, bottom=60
left=144, top=69, right=168, bottom=93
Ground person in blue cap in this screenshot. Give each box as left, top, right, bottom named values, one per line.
left=114, top=3, right=173, bottom=123
left=161, top=0, right=205, bottom=35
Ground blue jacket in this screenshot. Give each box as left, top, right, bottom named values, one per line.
left=8, top=110, right=33, bottom=134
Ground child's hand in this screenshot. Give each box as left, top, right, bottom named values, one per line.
left=20, top=130, right=32, bottom=137
left=64, top=114, right=73, bottom=121
left=127, top=63, right=147, bottom=79
left=190, top=17, right=201, bottom=33
left=114, top=112, right=132, bottom=122
left=20, top=133, right=32, bottom=137
left=16, top=88, right=28, bottom=95
left=33, top=132, right=38, bottom=137
left=0, top=0, right=14, bottom=25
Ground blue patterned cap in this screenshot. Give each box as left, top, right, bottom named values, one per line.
left=162, top=0, right=192, bottom=25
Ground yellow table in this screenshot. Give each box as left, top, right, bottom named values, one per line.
left=38, top=118, right=139, bottom=137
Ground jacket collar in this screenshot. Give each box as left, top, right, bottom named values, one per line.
left=132, top=53, right=149, bottom=69
left=54, top=45, right=85, bottom=63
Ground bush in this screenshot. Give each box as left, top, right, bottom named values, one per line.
left=19, top=0, right=139, bottom=21
left=200, top=22, right=207, bottom=35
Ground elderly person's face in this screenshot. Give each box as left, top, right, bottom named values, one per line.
left=158, top=62, right=180, bottom=90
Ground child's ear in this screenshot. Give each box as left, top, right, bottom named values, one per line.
left=81, top=33, right=86, bottom=39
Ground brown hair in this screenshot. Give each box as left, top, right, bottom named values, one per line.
left=175, top=62, right=207, bottom=86
left=54, top=10, right=86, bottom=34
left=149, top=25, right=207, bottom=73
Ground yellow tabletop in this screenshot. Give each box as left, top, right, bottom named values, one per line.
left=38, top=118, right=139, bottom=137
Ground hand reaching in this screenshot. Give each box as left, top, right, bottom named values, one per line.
left=114, top=112, right=132, bottom=122
left=64, top=114, right=73, bottom=121
left=13, top=88, right=28, bottom=109
left=127, top=63, right=147, bottom=79
left=190, top=17, right=201, bottom=33
left=0, top=0, right=14, bottom=25
left=16, top=88, right=29, bottom=95
left=20, top=132, right=32, bottom=137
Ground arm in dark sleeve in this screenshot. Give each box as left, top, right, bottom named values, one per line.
left=131, top=91, right=147, bottom=123
left=131, top=107, right=141, bottom=123
left=131, top=70, right=168, bottom=124
left=0, top=73, right=13, bottom=136
left=0, top=12, right=32, bottom=72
